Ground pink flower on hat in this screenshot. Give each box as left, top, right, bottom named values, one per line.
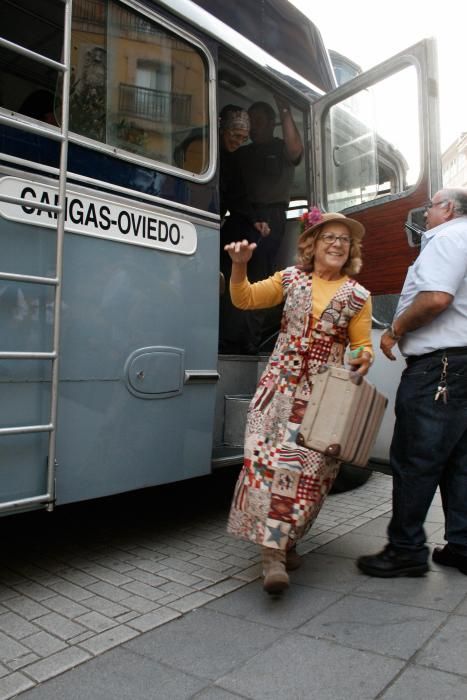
left=299, top=207, right=323, bottom=233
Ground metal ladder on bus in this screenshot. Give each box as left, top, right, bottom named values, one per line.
left=0, top=0, right=73, bottom=514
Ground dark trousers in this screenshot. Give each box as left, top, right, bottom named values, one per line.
left=388, top=353, right=467, bottom=560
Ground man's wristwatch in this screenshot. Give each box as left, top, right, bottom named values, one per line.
left=386, top=323, right=402, bottom=341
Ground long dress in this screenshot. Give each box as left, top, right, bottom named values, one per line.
left=227, top=266, right=370, bottom=550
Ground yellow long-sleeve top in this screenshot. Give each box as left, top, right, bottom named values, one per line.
left=231, top=271, right=373, bottom=356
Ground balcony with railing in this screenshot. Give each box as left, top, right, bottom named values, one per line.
left=118, top=84, right=192, bottom=125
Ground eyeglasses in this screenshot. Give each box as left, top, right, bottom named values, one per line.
left=424, top=199, right=448, bottom=210
left=318, top=233, right=352, bottom=245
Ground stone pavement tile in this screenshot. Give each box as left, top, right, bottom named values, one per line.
left=154, top=557, right=200, bottom=573
left=155, top=569, right=202, bottom=587
left=75, top=611, right=118, bottom=633
left=192, top=688, right=244, bottom=700
left=415, top=614, right=467, bottom=676
left=354, top=569, right=467, bottom=612
left=9, top=582, right=55, bottom=603
left=0, top=583, right=18, bottom=602
left=72, top=564, right=133, bottom=587
left=21, top=630, right=67, bottom=657
left=0, top=631, right=30, bottom=663
left=47, top=569, right=99, bottom=588
left=202, top=578, right=248, bottom=598
left=292, top=552, right=367, bottom=593
left=0, top=613, right=39, bottom=640
left=17, top=647, right=208, bottom=700
left=381, top=665, right=467, bottom=700
left=120, top=581, right=167, bottom=602
left=124, top=608, right=282, bottom=680
left=77, top=624, right=139, bottom=655
left=86, top=581, right=131, bottom=602
left=6, top=653, right=39, bottom=670
left=0, top=672, right=35, bottom=700
left=314, top=530, right=388, bottom=559
left=1, top=598, right=49, bottom=621
left=34, top=613, right=87, bottom=641
left=217, top=632, right=404, bottom=700
left=117, top=594, right=158, bottom=614
left=207, top=581, right=341, bottom=630
left=193, top=569, right=231, bottom=584
left=298, top=595, right=446, bottom=660
left=79, top=595, right=128, bottom=618
left=168, top=591, right=216, bottom=613
left=129, top=555, right=167, bottom=571
left=41, top=595, right=89, bottom=619
left=115, top=611, right=139, bottom=624
left=126, top=608, right=181, bottom=632
left=24, top=647, right=91, bottom=683
left=232, top=563, right=261, bottom=582
left=124, top=569, right=166, bottom=586
left=46, top=580, right=93, bottom=603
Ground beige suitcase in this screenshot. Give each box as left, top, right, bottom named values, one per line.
left=296, top=365, right=388, bottom=468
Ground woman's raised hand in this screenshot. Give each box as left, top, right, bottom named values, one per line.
left=224, top=239, right=257, bottom=264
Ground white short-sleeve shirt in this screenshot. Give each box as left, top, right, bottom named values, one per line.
left=396, top=217, right=467, bottom=356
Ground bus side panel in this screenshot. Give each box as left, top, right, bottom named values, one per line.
left=54, top=217, right=219, bottom=504
left=0, top=219, right=55, bottom=504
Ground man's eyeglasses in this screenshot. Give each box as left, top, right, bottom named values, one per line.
left=424, top=199, right=448, bottom=210
left=318, top=233, right=351, bottom=245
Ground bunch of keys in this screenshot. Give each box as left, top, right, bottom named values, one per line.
left=435, top=356, right=448, bottom=404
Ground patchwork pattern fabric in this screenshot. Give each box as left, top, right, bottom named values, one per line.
left=227, top=267, right=369, bottom=549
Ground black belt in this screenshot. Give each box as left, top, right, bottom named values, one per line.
left=406, top=347, right=467, bottom=365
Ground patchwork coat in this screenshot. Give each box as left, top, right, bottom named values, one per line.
left=227, top=266, right=370, bottom=550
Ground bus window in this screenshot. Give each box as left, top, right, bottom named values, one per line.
left=69, top=0, right=210, bottom=174
left=324, top=66, right=420, bottom=211
left=0, top=1, right=64, bottom=123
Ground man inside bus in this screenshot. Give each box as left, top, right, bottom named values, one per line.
left=220, top=96, right=303, bottom=353
left=357, top=188, right=467, bottom=578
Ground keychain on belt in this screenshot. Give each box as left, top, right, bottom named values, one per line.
left=434, top=355, right=448, bottom=404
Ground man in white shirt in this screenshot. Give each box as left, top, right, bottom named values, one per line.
left=358, top=188, right=467, bottom=577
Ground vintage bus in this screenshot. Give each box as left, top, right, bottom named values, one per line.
left=0, top=0, right=441, bottom=515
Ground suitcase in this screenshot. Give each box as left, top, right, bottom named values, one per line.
left=296, top=365, right=388, bottom=468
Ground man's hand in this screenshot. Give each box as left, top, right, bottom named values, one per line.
left=380, top=330, right=398, bottom=360
left=254, top=221, right=271, bottom=237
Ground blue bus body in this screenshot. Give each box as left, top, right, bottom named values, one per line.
left=0, top=0, right=441, bottom=515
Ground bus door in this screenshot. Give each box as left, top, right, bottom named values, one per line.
left=310, top=38, right=441, bottom=460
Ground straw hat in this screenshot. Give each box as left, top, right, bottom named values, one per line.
left=298, top=212, right=365, bottom=245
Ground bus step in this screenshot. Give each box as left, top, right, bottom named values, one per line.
left=223, top=394, right=252, bottom=447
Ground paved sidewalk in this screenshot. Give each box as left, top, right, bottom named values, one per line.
left=1, top=470, right=467, bottom=699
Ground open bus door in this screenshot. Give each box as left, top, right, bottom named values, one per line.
left=310, top=38, right=442, bottom=462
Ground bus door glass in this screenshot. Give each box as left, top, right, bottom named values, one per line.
left=310, top=39, right=441, bottom=460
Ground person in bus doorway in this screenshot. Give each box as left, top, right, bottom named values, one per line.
left=226, top=210, right=373, bottom=594
left=220, top=97, right=303, bottom=354
left=219, top=104, right=270, bottom=347
left=357, top=188, right=467, bottom=578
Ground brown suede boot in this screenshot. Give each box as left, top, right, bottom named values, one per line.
left=262, top=547, right=289, bottom=594
left=286, top=545, right=302, bottom=571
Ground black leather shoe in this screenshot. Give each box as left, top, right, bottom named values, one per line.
left=357, top=545, right=429, bottom=578
left=432, top=545, right=467, bottom=575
